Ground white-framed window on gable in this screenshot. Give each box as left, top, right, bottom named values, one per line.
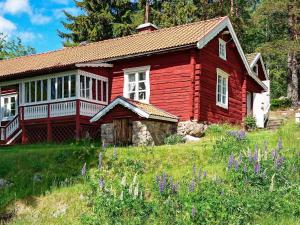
left=219, top=38, right=226, bottom=60
left=253, top=64, right=258, bottom=76
left=216, top=69, right=229, bottom=109
left=123, top=66, right=150, bottom=103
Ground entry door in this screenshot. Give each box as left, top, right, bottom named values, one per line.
left=0, top=94, right=18, bottom=121
left=113, top=119, right=132, bottom=146
left=247, top=92, right=252, bottom=115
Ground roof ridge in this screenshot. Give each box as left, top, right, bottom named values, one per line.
left=0, top=16, right=226, bottom=63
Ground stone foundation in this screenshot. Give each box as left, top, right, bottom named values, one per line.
left=132, top=120, right=176, bottom=146
left=177, top=120, right=207, bottom=137
left=100, top=120, right=207, bottom=146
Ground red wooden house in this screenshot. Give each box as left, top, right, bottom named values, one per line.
left=0, top=16, right=269, bottom=146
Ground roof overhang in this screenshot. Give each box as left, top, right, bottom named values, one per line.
left=90, top=97, right=179, bottom=123
left=196, top=17, right=267, bottom=91
left=249, top=53, right=269, bottom=80
left=75, top=62, right=114, bottom=68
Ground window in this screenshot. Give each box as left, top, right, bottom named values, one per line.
left=216, top=69, right=229, bottom=109
left=1, top=95, right=18, bottom=119
left=253, top=64, right=258, bottom=76
left=79, top=74, right=108, bottom=103
left=124, top=66, right=150, bottom=103
left=219, top=38, right=226, bottom=60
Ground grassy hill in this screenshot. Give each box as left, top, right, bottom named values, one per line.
left=1, top=120, right=300, bottom=224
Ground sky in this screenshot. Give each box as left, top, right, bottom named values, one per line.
left=0, top=0, right=81, bottom=53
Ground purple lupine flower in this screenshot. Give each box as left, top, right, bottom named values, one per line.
left=197, top=169, right=202, bottom=181
left=171, top=182, right=179, bottom=194
left=253, top=148, right=258, bottom=162
left=192, top=164, right=196, bottom=177
left=238, top=154, right=243, bottom=163
left=113, top=146, right=118, bottom=159
left=98, top=152, right=103, bottom=170
left=99, top=178, right=105, bottom=189
left=275, top=157, right=285, bottom=168
left=191, top=207, right=197, bottom=218
left=159, top=173, right=167, bottom=193
left=271, top=150, right=278, bottom=160
left=277, top=138, right=283, bottom=151
left=243, top=165, right=247, bottom=173
left=234, top=160, right=239, bottom=171
left=228, top=154, right=234, bottom=169
left=248, top=150, right=252, bottom=162
left=254, top=162, right=260, bottom=175
left=81, top=162, right=87, bottom=176
left=189, top=179, right=196, bottom=192
left=203, top=171, right=207, bottom=178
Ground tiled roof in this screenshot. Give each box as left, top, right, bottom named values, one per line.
left=245, top=53, right=259, bottom=66
left=90, top=96, right=179, bottom=123
left=0, top=17, right=226, bottom=79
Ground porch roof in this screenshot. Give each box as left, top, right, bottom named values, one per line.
left=90, top=96, right=179, bottom=123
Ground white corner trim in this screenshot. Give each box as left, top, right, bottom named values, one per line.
left=197, top=17, right=267, bottom=91
left=90, top=98, right=150, bottom=123
left=78, top=70, right=109, bottom=82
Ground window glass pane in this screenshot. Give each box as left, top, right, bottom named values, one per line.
left=51, top=78, right=56, bottom=100
left=129, top=82, right=136, bottom=92
left=103, top=81, right=107, bottom=102
left=4, top=98, right=9, bottom=117
left=139, top=82, right=146, bottom=91
left=222, top=95, right=226, bottom=104
left=129, top=93, right=135, bottom=100
left=139, top=92, right=146, bottom=100
left=70, top=75, right=76, bottom=97
left=64, top=76, right=69, bottom=98
left=97, top=80, right=102, bottom=101
left=10, top=97, right=16, bottom=116
left=86, top=77, right=90, bottom=99
left=30, top=81, right=36, bottom=102
left=129, top=74, right=135, bottom=82
left=36, top=80, right=42, bottom=102
left=92, top=79, right=96, bottom=100
left=139, top=72, right=146, bottom=81
left=57, top=77, right=63, bottom=99
left=25, top=82, right=30, bottom=103
left=42, top=80, right=47, bottom=101
left=80, top=75, right=85, bottom=97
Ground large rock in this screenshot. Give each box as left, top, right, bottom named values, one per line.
left=177, top=121, right=207, bottom=137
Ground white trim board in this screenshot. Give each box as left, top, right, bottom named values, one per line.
left=249, top=53, right=269, bottom=80
left=196, top=17, right=267, bottom=91
left=90, top=97, right=178, bottom=123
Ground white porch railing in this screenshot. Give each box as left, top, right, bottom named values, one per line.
left=24, top=104, right=48, bottom=120
left=80, top=101, right=105, bottom=117
left=22, top=100, right=105, bottom=120
left=0, top=115, right=20, bottom=141
left=50, top=101, right=76, bottom=117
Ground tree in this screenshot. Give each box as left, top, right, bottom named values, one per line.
left=248, top=0, right=300, bottom=104
left=0, top=33, right=35, bottom=60
left=58, top=0, right=139, bottom=44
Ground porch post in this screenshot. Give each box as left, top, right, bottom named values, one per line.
left=21, top=106, right=27, bottom=144
left=47, top=103, right=52, bottom=143
left=75, top=99, right=81, bottom=141
left=0, top=87, right=2, bottom=126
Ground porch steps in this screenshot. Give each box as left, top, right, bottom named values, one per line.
left=266, top=118, right=284, bottom=130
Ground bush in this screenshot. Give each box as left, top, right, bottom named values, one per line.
left=212, top=130, right=248, bottom=160
left=245, top=115, right=257, bottom=130
left=271, top=97, right=292, bottom=110
left=164, top=134, right=185, bottom=145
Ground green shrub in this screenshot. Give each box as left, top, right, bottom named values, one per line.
left=271, top=98, right=292, bottom=110
left=212, top=130, right=248, bottom=160
left=164, top=134, right=185, bottom=145
left=245, top=115, right=257, bottom=130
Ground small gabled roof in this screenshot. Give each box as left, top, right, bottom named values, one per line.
left=90, top=96, right=179, bottom=123
left=0, top=17, right=226, bottom=79
left=245, top=53, right=269, bottom=80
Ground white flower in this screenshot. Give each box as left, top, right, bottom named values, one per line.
left=134, top=184, right=139, bottom=199
left=132, top=173, right=138, bottom=185
left=269, top=174, right=276, bottom=192
left=121, top=176, right=126, bottom=187
left=120, top=191, right=124, bottom=200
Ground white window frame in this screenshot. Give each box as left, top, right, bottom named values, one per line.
left=0, top=93, right=18, bottom=121
left=253, top=64, right=258, bottom=76
left=219, top=38, right=227, bottom=60
left=123, top=66, right=151, bottom=103
left=216, top=68, right=229, bottom=109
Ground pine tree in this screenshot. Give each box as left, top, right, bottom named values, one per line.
left=58, top=0, right=139, bottom=44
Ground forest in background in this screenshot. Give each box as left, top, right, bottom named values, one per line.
left=1, top=0, right=299, bottom=104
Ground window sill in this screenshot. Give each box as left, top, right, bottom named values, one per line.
left=219, top=56, right=227, bottom=61
left=216, top=103, right=228, bottom=110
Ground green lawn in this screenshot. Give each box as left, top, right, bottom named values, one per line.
left=1, top=120, right=300, bottom=224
